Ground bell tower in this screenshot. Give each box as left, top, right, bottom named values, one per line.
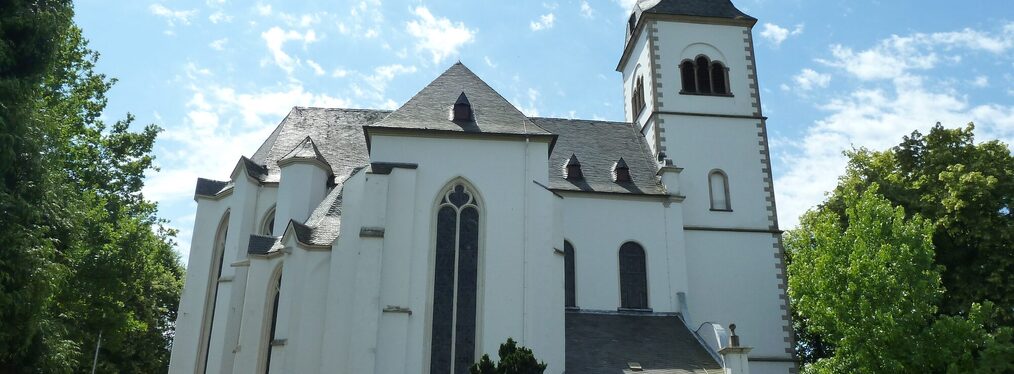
left=618, top=1, right=797, bottom=372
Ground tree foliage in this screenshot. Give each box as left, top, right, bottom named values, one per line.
left=0, top=2, right=183, bottom=372
left=828, top=123, right=1014, bottom=323
left=470, top=338, right=548, bottom=374
left=786, top=181, right=1014, bottom=373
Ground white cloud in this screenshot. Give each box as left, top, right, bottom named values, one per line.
left=362, top=64, right=417, bottom=97
left=580, top=1, right=594, bottom=19
left=331, top=68, right=349, bottom=78
left=208, top=11, right=232, bottom=23
left=792, top=69, right=831, bottom=90
left=306, top=60, right=326, bottom=76
left=337, top=0, right=383, bottom=40
left=530, top=13, right=556, bottom=31
left=759, top=23, right=803, bottom=47
left=775, top=24, right=1014, bottom=228
left=820, top=26, right=1014, bottom=81
left=406, top=6, right=476, bottom=64
left=260, top=27, right=319, bottom=73
left=971, top=75, right=990, bottom=87
left=255, top=3, right=272, bottom=16
left=512, top=88, right=541, bottom=116
left=149, top=4, right=197, bottom=27
left=484, top=56, right=497, bottom=68
left=209, top=38, right=228, bottom=51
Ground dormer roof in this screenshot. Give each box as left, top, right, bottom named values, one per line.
left=278, top=136, right=333, bottom=174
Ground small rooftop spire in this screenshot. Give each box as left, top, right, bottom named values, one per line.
left=614, top=157, right=631, bottom=182
left=566, top=154, right=583, bottom=180
left=450, top=92, right=473, bottom=121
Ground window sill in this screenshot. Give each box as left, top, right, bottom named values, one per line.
left=710, top=208, right=734, bottom=212
left=679, top=91, right=734, bottom=98
left=565, top=306, right=581, bottom=311
left=617, top=307, right=653, bottom=313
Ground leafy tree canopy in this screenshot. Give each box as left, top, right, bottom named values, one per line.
left=0, top=1, right=183, bottom=372
left=786, top=180, right=1013, bottom=373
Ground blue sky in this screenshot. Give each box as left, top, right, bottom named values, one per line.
left=74, top=0, right=1014, bottom=260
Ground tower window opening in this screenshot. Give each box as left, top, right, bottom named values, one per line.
left=680, top=56, right=732, bottom=97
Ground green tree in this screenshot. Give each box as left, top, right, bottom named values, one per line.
left=0, top=0, right=73, bottom=370
left=470, top=338, right=548, bottom=374
left=830, top=123, right=1014, bottom=323
left=786, top=181, right=1013, bottom=373
left=1, top=3, right=183, bottom=372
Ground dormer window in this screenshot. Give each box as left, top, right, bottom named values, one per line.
left=565, top=154, right=583, bottom=180
left=450, top=92, right=473, bottom=121
left=680, top=55, right=731, bottom=96
left=614, top=158, right=631, bottom=183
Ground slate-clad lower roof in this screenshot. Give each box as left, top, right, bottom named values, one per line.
left=368, top=63, right=552, bottom=136
left=195, top=178, right=231, bottom=197
left=250, top=107, right=390, bottom=183
left=566, top=311, right=722, bottom=374
left=633, top=0, right=755, bottom=22
left=532, top=117, right=666, bottom=195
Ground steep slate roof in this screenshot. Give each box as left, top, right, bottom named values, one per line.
left=195, top=178, right=231, bottom=198
left=250, top=107, right=390, bottom=183
left=532, top=118, right=665, bottom=195
left=368, top=63, right=551, bottom=136
left=633, top=0, right=755, bottom=22
left=566, top=311, right=722, bottom=374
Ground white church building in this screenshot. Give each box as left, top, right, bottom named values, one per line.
left=168, top=0, right=796, bottom=373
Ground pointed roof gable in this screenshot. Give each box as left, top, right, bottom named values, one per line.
left=368, top=63, right=551, bottom=136
left=278, top=136, right=333, bottom=174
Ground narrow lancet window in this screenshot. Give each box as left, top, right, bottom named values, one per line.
left=263, top=271, right=282, bottom=374
left=712, top=62, right=728, bottom=95
left=200, top=213, right=229, bottom=374
left=696, top=56, right=712, bottom=95
left=430, top=183, right=481, bottom=374
left=680, top=60, right=697, bottom=93
left=564, top=241, right=576, bottom=308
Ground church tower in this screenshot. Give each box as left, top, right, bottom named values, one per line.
left=618, top=0, right=796, bottom=371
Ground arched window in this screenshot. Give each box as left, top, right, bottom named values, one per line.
left=262, top=269, right=282, bottom=374
left=679, top=56, right=731, bottom=96
left=680, top=60, right=697, bottom=93
left=430, top=183, right=481, bottom=374
left=695, top=56, right=712, bottom=95
left=199, top=212, right=229, bottom=374
left=618, top=242, right=648, bottom=310
left=262, top=206, right=276, bottom=236
left=631, top=76, right=646, bottom=119
left=564, top=241, right=576, bottom=308
left=711, top=62, right=728, bottom=95
left=709, top=170, right=731, bottom=211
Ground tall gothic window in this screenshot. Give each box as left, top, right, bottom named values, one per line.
left=263, top=270, right=282, bottom=374
left=619, top=242, right=648, bottom=310
left=262, top=206, right=276, bottom=236
left=564, top=241, right=576, bottom=308
left=199, top=212, right=229, bottom=374
left=709, top=170, right=732, bottom=211
left=430, top=183, right=481, bottom=374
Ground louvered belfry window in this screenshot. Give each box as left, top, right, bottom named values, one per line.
left=619, top=242, right=648, bottom=310
left=430, top=183, right=480, bottom=374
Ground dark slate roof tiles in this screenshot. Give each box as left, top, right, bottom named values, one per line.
left=194, top=178, right=231, bottom=197
left=247, top=234, right=279, bottom=255
left=531, top=117, right=666, bottom=195
left=250, top=107, right=389, bottom=183
left=566, top=311, right=722, bottom=374
left=279, top=136, right=331, bottom=172
left=634, top=0, right=756, bottom=22
left=369, top=63, right=551, bottom=136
